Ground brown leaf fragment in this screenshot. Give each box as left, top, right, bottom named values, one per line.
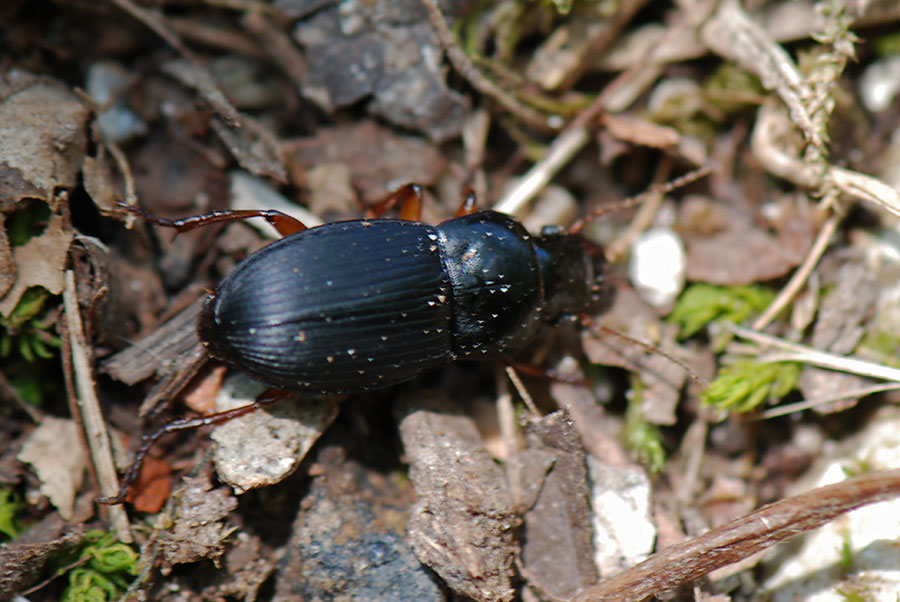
left=161, top=475, right=238, bottom=566
left=286, top=121, right=445, bottom=204
left=0, top=210, right=74, bottom=317
left=682, top=198, right=814, bottom=285
left=17, top=416, right=87, bottom=521
left=274, top=447, right=443, bottom=602
left=83, top=150, right=124, bottom=213
left=0, top=527, right=85, bottom=599
left=799, top=263, right=877, bottom=413
left=398, top=395, right=519, bottom=602
left=684, top=227, right=804, bottom=285
left=0, top=77, right=90, bottom=209
left=601, top=113, right=681, bottom=150
left=521, top=411, right=598, bottom=600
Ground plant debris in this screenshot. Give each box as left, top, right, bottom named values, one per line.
left=399, top=396, right=519, bottom=602
left=160, top=475, right=238, bottom=566
left=4, top=1, right=900, bottom=601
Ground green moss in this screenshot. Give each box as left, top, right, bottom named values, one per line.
left=701, top=360, right=800, bottom=412
left=0, top=488, right=25, bottom=540
left=6, top=199, right=51, bottom=246
left=59, top=530, right=139, bottom=602
left=0, top=286, right=61, bottom=364
left=668, top=284, right=775, bottom=345
left=623, top=376, right=665, bottom=473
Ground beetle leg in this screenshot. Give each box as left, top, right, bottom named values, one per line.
left=118, top=202, right=308, bottom=237
left=454, top=187, right=479, bottom=217
left=97, top=388, right=291, bottom=505
left=366, top=183, right=423, bottom=221
left=509, top=361, right=590, bottom=386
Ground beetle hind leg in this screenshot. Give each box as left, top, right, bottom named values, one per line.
left=97, top=388, right=292, bottom=506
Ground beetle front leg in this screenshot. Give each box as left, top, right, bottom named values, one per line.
left=118, top=202, right=308, bottom=238
left=454, top=187, right=478, bottom=217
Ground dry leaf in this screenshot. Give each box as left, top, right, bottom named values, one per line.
left=0, top=211, right=74, bottom=317
left=0, top=77, right=89, bottom=209
left=17, top=417, right=87, bottom=520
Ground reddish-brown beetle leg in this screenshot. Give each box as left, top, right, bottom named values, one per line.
left=454, top=187, right=478, bottom=217
left=366, top=184, right=424, bottom=221
left=116, top=201, right=308, bottom=238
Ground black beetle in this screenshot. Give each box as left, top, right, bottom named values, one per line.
left=123, top=184, right=610, bottom=395
left=103, top=184, right=613, bottom=504
left=200, top=210, right=608, bottom=394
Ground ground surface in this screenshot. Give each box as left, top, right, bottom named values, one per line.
left=3, top=1, right=900, bottom=601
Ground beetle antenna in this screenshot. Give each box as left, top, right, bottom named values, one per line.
left=579, top=314, right=708, bottom=388
left=569, top=164, right=712, bottom=234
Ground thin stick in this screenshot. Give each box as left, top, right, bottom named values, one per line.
left=759, top=382, right=900, bottom=419
left=505, top=365, right=540, bottom=416
left=752, top=211, right=839, bottom=330
left=728, top=323, right=900, bottom=383
left=571, top=469, right=900, bottom=601
left=495, top=367, right=524, bottom=511
left=64, top=271, right=132, bottom=542
left=420, top=0, right=556, bottom=132
left=493, top=127, right=591, bottom=216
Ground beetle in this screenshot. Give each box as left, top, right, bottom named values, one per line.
left=101, top=174, right=704, bottom=505
left=199, top=200, right=608, bottom=394
left=125, top=184, right=609, bottom=395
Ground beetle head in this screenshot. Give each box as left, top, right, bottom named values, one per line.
left=535, top=229, right=613, bottom=321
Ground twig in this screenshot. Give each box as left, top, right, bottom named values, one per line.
left=493, top=126, right=590, bottom=216
left=420, top=0, right=556, bottom=132
left=63, top=270, right=132, bottom=543
left=107, top=0, right=242, bottom=129
left=570, top=469, right=900, bottom=601
left=495, top=368, right=523, bottom=512
left=830, top=165, right=900, bottom=218
left=727, top=323, right=900, bottom=383
left=759, top=382, right=900, bottom=419
left=752, top=210, right=839, bottom=330
left=505, top=365, right=540, bottom=417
